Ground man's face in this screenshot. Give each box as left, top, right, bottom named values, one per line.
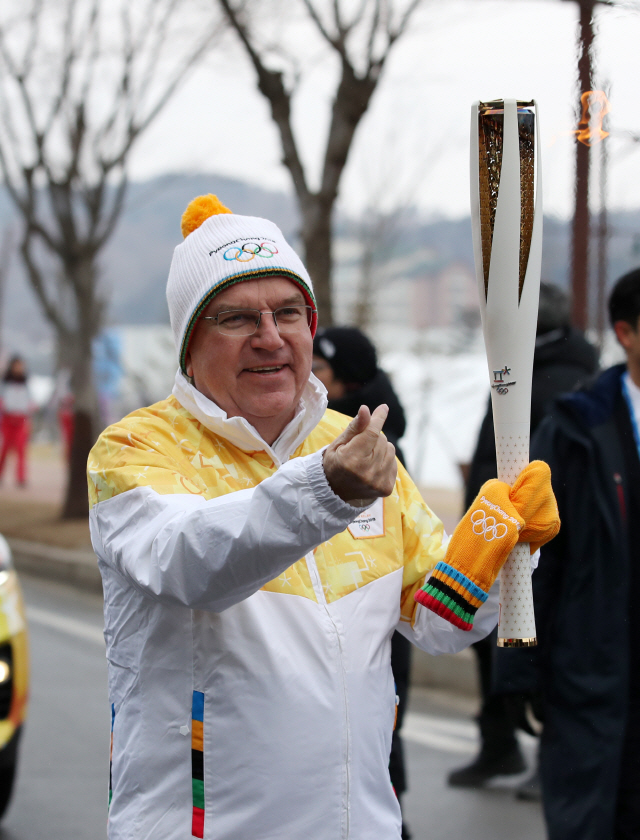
left=312, top=356, right=346, bottom=401
left=185, top=276, right=314, bottom=443
left=614, top=315, right=640, bottom=377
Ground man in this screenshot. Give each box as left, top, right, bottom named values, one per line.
left=496, top=268, right=640, bottom=839
left=449, top=283, right=598, bottom=791
left=88, top=194, right=558, bottom=840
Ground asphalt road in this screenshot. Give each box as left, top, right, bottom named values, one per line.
left=0, top=573, right=546, bottom=839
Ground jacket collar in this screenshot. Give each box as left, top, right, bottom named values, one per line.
left=561, top=363, right=626, bottom=430
left=172, top=369, right=328, bottom=467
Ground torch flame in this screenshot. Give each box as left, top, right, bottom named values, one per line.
left=574, top=90, right=610, bottom=146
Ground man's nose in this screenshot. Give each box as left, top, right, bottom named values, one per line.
left=250, top=312, right=285, bottom=350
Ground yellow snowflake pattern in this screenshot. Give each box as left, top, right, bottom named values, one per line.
left=88, top=400, right=444, bottom=623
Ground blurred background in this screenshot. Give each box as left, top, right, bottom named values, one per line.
left=0, top=0, right=638, bottom=501
left=0, top=0, right=637, bottom=836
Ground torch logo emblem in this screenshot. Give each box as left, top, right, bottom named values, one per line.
left=492, top=366, right=516, bottom=395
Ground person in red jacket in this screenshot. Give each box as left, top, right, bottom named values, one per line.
left=0, top=356, right=33, bottom=486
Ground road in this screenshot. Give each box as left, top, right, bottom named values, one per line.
left=0, top=574, right=546, bottom=839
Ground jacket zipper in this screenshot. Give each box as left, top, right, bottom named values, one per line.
left=305, top=552, right=350, bottom=839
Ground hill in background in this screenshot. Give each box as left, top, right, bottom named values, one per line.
left=1, top=171, right=639, bottom=372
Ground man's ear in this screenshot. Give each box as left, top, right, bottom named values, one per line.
left=613, top=319, right=638, bottom=351
left=185, top=351, right=194, bottom=379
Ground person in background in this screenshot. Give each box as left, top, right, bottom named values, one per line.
left=497, top=268, right=640, bottom=840
left=448, top=283, right=598, bottom=792
left=0, top=355, right=34, bottom=487
left=312, top=327, right=406, bottom=458
left=312, top=326, right=411, bottom=838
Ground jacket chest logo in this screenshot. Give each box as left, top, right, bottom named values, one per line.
left=348, top=498, right=385, bottom=539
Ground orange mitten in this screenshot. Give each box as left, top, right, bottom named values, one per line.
left=414, top=480, right=523, bottom=630
left=414, top=460, right=559, bottom=631
left=510, top=460, right=560, bottom=553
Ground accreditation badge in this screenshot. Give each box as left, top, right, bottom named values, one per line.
left=348, top=497, right=385, bottom=539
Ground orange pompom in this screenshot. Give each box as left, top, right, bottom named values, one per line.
left=181, top=194, right=232, bottom=238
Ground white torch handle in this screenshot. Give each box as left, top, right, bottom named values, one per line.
left=494, top=422, right=536, bottom=645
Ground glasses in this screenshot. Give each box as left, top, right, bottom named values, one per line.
left=201, top=305, right=315, bottom=337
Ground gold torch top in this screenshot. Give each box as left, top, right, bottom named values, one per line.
left=477, top=100, right=536, bottom=302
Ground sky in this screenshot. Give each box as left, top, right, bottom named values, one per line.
left=126, top=0, right=640, bottom=222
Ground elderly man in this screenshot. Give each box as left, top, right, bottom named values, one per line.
left=88, top=195, right=559, bottom=840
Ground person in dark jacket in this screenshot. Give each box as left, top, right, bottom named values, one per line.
left=312, top=326, right=411, bottom=840
left=496, top=267, right=640, bottom=839
left=313, top=327, right=407, bottom=460
left=449, top=283, right=599, bottom=790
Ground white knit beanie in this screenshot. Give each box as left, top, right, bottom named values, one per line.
left=166, top=195, right=317, bottom=373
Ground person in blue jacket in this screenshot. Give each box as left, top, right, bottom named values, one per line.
left=497, top=268, right=640, bottom=839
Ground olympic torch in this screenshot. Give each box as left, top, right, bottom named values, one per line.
left=470, top=99, right=543, bottom=647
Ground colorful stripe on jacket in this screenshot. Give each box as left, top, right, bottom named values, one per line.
left=192, top=691, right=205, bottom=838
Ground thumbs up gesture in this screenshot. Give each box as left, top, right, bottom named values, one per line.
left=323, top=404, right=398, bottom=507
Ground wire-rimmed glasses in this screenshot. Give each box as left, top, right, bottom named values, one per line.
left=201, top=305, right=315, bottom=337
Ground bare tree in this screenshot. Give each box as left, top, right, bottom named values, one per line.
left=0, top=0, right=222, bottom=517
left=217, top=0, right=424, bottom=324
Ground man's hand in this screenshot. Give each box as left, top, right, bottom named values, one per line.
left=323, top=405, right=397, bottom=507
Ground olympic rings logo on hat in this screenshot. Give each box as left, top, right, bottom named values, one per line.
left=471, top=509, right=508, bottom=541
left=223, top=242, right=279, bottom=262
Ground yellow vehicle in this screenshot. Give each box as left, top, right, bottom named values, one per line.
left=0, top=535, right=28, bottom=819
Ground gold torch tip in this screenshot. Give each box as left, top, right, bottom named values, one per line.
left=497, top=637, right=538, bottom=648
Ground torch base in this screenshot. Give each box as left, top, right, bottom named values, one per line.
left=497, top=637, right=537, bottom=648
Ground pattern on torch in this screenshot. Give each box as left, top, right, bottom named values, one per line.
left=478, top=100, right=536, bottom=301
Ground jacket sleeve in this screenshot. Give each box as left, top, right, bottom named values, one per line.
left=89, top=437, right=364, bottom=613
left=392, top=462, right=498, bottom=655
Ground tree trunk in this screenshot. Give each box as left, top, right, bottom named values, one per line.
left=301, top=200, right=334, bottom=326
left=61, top=260, right=101, bottom=519
left=62, top=408, right=94, bottom=518
left=61, top=330, right=97, bottom=518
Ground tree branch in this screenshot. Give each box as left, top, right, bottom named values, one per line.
left=300, top=0, right=341, bottom=50
left=20, top=227, right=69, bottom=335
left=388, top=0, right=423, bottom=45
left=365, top=0, right=382, bottom=70
left=217, top=0, right=310, bottom=202
left=319, top=59, right=376, bottom=207
left=93, top=169, right=128, bottom=251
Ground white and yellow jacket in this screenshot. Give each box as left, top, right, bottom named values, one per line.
left=88, top=372, right=499, bottom=840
